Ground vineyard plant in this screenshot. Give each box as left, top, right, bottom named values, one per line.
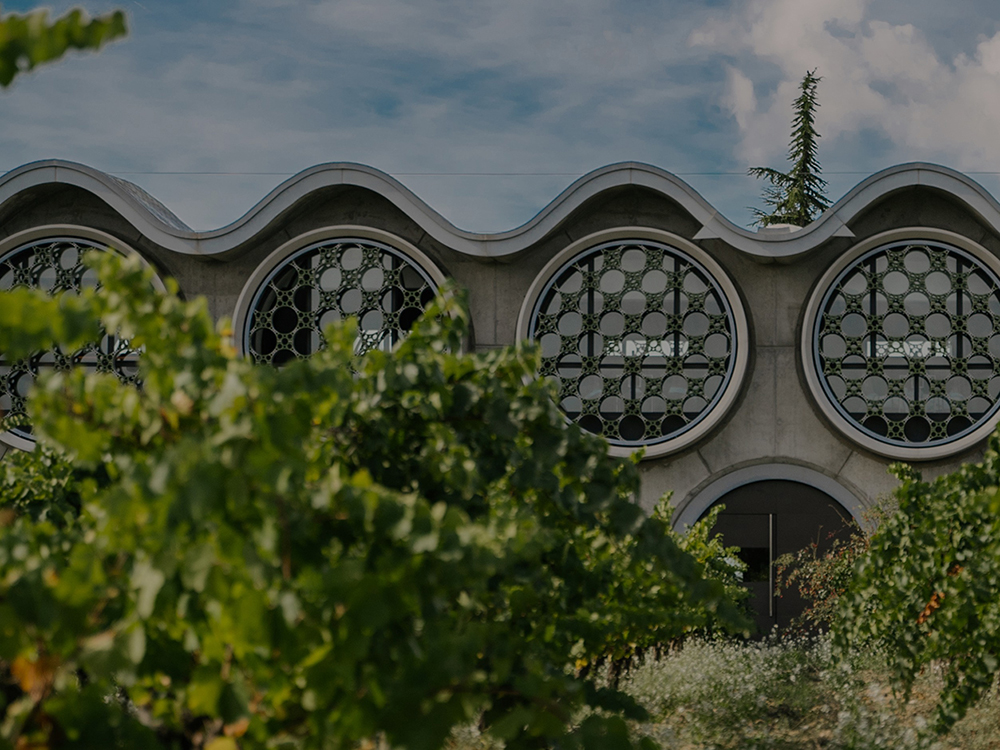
left=0, top=253, right=747, bottom=750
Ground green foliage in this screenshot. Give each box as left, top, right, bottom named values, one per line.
left=667, top=502, right=749, bottom=625
left=775, top=502, right=892, bottom=633
left=0, top=253, right=748, bottom=749
left=835, top=441, right=1000, bottom=733
left=0, top=5, right=126, bottom=87
left=748, top=69, right=831, bottom=227
left=775, top=527, right=869, bottom=633
left=584, top=501, right=750, bottom=688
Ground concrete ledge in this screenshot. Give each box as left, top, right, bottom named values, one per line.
left=2, top=160, right=998, bottom=261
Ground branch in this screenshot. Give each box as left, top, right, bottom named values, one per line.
left=746, top=166, right=791, bottom=185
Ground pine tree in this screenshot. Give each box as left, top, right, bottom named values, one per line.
left=748, top=69, right=830, bottom=227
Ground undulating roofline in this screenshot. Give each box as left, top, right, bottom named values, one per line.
left=2, top=160, right=999, bottom=260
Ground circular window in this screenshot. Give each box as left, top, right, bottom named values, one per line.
left=806, top=233, right=1000, bottom=458
left=241, top=237, right=438, bottom=364
left=521, top=232, right=747, bottom=456
left=0, top=235, right=144, bottom=446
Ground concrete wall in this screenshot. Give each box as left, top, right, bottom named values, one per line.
left=3, top=162, right=1000, bottom=528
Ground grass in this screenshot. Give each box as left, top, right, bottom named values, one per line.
left=446, top=636, right=1000, bottom=750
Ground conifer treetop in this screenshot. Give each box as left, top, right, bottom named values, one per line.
left=748, top=69, right=830, bottom=228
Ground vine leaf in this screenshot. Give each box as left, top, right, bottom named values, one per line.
left=0, top=7, right=127, bottom=87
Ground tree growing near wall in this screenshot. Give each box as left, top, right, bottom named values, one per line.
left=834, top=445, right=1000, bottom=733
left=0, top=4, right=126, bottom=87
left=748, top=69, right=831, bottom=227
left=0, top=254, right=748, bottom=750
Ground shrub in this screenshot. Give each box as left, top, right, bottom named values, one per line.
left=581, top=501, right=750, bottom=688
left=775, top=501, right=892, bottom=633
left=0, top=253, right=748, bottom=750
left=619, top=635, right=956, bottom=750
left=835, top=447, right=1000, bottom=732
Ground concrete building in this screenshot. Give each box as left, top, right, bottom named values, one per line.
left=3, top=159, right=1000, bottom=629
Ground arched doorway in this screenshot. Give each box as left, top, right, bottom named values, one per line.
left=705, top=480, right=852, bottom=634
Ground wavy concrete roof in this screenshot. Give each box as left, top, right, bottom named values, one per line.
left=2, top=160, right=1000, bottom=260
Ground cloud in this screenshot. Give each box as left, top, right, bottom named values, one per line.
left=722, top=67, right=756, bottom=132
left=13, top=0, right=1000, bottom=231
left=691, top=0, right=1000, bottom=171
left=0, top=0, right=744, bottom=231
left=305, top=0, right=675, bottom=85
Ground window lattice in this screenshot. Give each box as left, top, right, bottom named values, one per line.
left=814, top=239, right=1000, bottom=446
left=529, top=239, right=738, bottom=447
left=244, top=238, right=437, bottom=364
left=0, top=238, right=141, bottom=441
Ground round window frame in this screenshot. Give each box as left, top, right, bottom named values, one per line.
left=802, top=227, right=1000, bottom=461
left=516, top=227, right=750, bottom=460
left=232, top=226, right=447, bottom=359
left=0, top=224, right=165, bottom=453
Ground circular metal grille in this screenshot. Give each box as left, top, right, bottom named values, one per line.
left=244, top=238, right=437, bottom=364
left=0, top=237, right=141, bottom=441
left=528, top=239, right=739, bottom=447
left=813, top=239, right=1000, bottom=446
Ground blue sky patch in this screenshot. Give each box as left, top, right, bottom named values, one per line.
left=1, top=0, right=999, bottom=232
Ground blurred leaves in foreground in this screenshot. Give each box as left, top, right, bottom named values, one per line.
left=0, top=5, right=126, bottom=87
left=0, top=253, right=747, bottom=749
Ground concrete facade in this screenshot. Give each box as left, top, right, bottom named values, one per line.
left=3, top=159, right=1000, bottom=528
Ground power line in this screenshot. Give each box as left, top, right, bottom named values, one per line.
left=107, top=171, right=606, bottom=177
left=106, top=170, right=888, bottom=177
left=11, top=169, right=1000, bottom=177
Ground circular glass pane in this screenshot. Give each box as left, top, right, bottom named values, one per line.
left=244, top=238, right=437, bottom=363
left=813, top=239, right=1000, bottom=447
left=529, top=239, right=739, bottom=447
left=0, top=237, right=143, bottom=442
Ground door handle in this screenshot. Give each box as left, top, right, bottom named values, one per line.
left=768, top=513, right=775, bottom=619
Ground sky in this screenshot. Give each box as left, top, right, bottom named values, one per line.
left=2, top=0, right=1000, bottom=232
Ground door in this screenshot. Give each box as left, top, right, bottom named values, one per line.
left=705, top=480, right=852, bottom=634
left=711, top=512, right=775, bottom=634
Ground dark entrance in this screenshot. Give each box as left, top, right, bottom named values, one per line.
left=706, top=480, right=852, bottom=634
